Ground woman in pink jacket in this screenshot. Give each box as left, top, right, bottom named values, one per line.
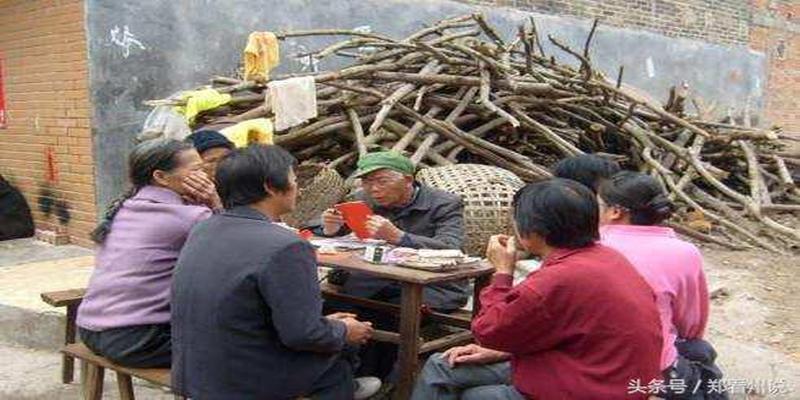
left=598, top=171, right=725, bottom=399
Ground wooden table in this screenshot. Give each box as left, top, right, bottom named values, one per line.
left=316, top=252, right=495, bottom=400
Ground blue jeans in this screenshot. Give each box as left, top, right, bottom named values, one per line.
left=79, top=324, right=171, bottom=368
left=411, top=353, right=527, bottom=400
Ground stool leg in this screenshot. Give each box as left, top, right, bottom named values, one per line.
left=84, top=363, right=105, bottom=400
left=63, top=304, right=79, bottom=383
left=80, top=360, right=88, bottom=388
left=117, top=372, right=135, bottom=400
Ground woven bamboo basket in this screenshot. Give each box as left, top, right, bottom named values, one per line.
left=283, top=163, right=347, bottom=228
left=416, top=164, right=524, bottom=256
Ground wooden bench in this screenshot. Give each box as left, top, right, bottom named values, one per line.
left=62, top=342, right=184, bottom=400
left=43, top=285, right=474, bottom=399
left=41, top=288, right=86, bottom=383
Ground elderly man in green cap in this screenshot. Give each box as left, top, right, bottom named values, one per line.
left=322, top=151, right=464, bottom=252
left=317, top=151, right=467, bottom=378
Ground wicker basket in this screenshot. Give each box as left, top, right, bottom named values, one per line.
left=417, top=164, right=524, bottom=256
left=283, top=163, right=347, bottom=228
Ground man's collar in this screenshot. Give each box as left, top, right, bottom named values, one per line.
left=405, top=184, right=432, bottom=211
left=222, top=205, right=273, bottom=222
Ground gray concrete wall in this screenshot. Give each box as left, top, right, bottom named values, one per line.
left=84, top=0, right=766, bottom=212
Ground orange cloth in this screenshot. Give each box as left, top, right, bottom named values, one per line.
left=243, top=32, right=280, bottom=82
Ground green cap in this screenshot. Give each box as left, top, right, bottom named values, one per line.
left=353, top=151, right=415, bottom=178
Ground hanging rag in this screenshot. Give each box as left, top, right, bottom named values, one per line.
left=268, top=76, right=318, bottom=131
left=244, top=32, right=280, bottom=82
left=139, top=105, right=192, bottom=142
left=174, top=89, right=231, bottom=124
left=220, top=118, right=274, bottom=148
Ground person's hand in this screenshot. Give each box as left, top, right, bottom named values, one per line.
left=442, top=344, right=510, bottom=367
left=486, top=234, right=517, bottom=275
left=182, top=171, right=222, bottom=210
left=326, top=312, right=358, bottom=321
left=341, top=318, right=374, bottom=345
left=322, top=208, right=345, bottom=236
left=366, top=215, right=403, bottom=244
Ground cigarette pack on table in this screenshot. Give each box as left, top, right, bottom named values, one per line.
left=363, top=245, right=391, bottom=264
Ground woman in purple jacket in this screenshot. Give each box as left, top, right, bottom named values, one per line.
left=77, top=139, right=220, bottom=368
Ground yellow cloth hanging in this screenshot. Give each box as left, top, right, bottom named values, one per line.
left=244, top=32, right=280, bottom=82
left=220, top=118, right=274, bottom=148
left=174, top=89, right=231, bottom=124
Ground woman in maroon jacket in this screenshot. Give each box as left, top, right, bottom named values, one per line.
left=412, top=178, right=663, bottom=400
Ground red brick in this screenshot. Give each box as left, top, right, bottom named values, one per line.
left=0, top=0, right=95, bottom=246
left=465, top=0, right=751, bottom=45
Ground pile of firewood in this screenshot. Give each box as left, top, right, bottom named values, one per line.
left=146, top=14, right=800, bottom=252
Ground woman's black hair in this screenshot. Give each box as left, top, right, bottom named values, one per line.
left=90, top=139, right=194, bottom=244
left=552, top=154, right=621, bottom=192
left=512, top=178, right=599, bottom=249
left=215, top=144, right=297, bottom=209
left=598, top=171, right=674, bottom=226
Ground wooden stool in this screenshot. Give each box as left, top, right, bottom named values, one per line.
left=62, top=343, right=184, bottom=400
left=41, top=288, right=86, bottom=383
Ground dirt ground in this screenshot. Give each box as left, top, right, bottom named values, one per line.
left=1, top=239, right=797, bottom=398
left=698, top=244, right=800, bottom=398
left=703, top=246, right=799, bottom=359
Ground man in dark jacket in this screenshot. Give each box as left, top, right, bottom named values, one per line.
left=317, top=151, right=467, bottom=380
left=171, top=145, right=377, bottom=400
left=319, top=151, right=467, bottom=311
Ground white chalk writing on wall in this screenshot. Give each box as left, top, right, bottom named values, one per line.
left=110, top=25, right=146, bottom=58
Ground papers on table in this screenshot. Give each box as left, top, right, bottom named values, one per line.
left=389, top=248, right=480, bottom=272
left=309, top=236, right=385, bottom=251
left=310, top=237, right=481, bottom=272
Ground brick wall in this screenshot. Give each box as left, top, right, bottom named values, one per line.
left=0, top=0, right=96, bottom=247
left=750, top=0, right=800, bottom=142
left=457, top=0, right=751, bottom=46
left=461, top=0, right=800, bottom=140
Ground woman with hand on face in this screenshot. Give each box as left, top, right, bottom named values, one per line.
left=598, top=171, right=720, bottom=399
left=76, top=139, right=220, bottom=368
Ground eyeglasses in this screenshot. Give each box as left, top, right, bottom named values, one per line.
left=362, top=177, right=397, bottom=188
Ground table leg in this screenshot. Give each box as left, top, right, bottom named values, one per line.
left=394, top=282, right=423, bottom=400
left=472, top=274, right=491, bottom=318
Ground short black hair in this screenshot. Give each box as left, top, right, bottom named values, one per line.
left=552, top=154, right=621, bottom=192
left=185, top=130, right=234, bottom=154
left=598, top=171, right=674, bottom=225
left=215, top=145, right=297, bottom=209
left=512, top=178, right=599, bottom=249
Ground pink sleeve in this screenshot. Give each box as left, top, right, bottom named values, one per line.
left=672, top=248, right=709, bottom=339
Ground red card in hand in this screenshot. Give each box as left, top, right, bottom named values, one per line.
left=298, top=229, right=313, bottom=240
left=334, top=201, right=373, bottom=239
